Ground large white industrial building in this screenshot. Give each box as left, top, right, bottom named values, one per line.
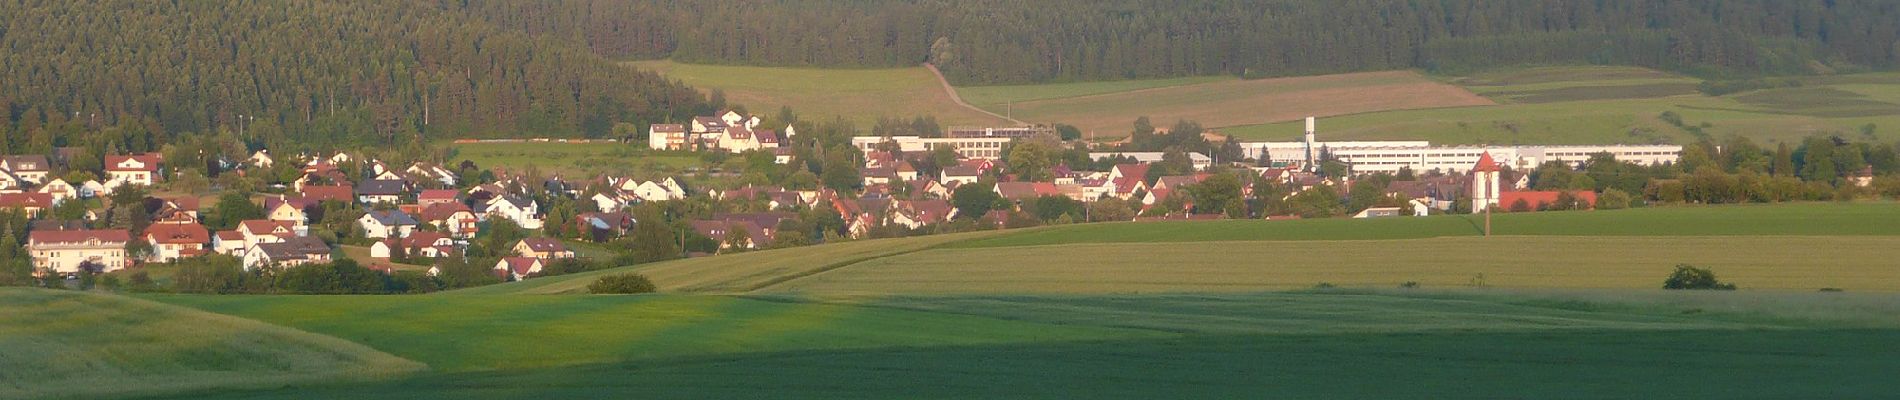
left=1239, top=117, right=1682, bottom=174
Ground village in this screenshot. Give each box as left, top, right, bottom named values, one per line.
left=5, top=109, right=1887, bottom=290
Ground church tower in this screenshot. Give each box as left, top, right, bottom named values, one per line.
left=1470, top=152, right=1501, bottom=212
left=1302, top=117, right=1317, bottom=171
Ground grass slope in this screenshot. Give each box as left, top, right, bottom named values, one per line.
left=774, top=236, right=1900, bottom=293
left=151, top=291, right=1900, bottom=399
left=628, top=60, right=1010, bottom=127
left=458, top=230, right=1010, bottom=295
left=145, top=294, right=1158, bottom=373
left=1222, top=66, right=1900, bottom=144
left=956, top=75, right=1236, bottom=111
left=0, top=288, right=422, bottom=400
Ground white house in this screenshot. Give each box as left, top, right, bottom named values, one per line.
left=481, top=196, right=542, bottom=229
left=370, top=232, right=456, bottom=259
left=358, top=209, right=420, bottom=239
left=242, top=236, right=331, bottom=270
left=493, top=257, right=544, bottom=281
left=35, top=178, right=76, bottom=204
left=104, top=154, right=162, bottom=190
left=144, top=223, right=210, bottom=263
left=28, top=229, right=131, bottom=274
left=0, top=155, right=51, bottom=185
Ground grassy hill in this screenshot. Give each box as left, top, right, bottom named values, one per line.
left=1220, top=66, right=1900, bottom=145
left=145, top=290, right=1900, bottom=399
left=627, top=60, right=1011, bottom=127
left=0, top=288, right=423, bottom=400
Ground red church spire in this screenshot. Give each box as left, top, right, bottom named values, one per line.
left=1472, top=152, right=1501, bottom=173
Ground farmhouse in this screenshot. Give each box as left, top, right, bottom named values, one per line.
left=28, top=229, right=132, bottom=274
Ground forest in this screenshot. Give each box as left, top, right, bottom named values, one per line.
left=453, top=0, right=1900, bottom=84
left=0, top=0, right=709, bottom=153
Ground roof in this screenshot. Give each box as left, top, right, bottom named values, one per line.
left=300, top=185, right=355, bottom=203
left=995, top=182, right=1062, bottom=200
left=0, top=155, right=51, bottom=172
left=650, top=124, right=685, bottom=133
left=29, top=229, right=131, bottom=245
left=420, top=202, right=474, bottom=221
left=942, top=165, right=981, bottom=177
left=216, top=230, right=245, bottom=241
left=496, top=257, right=542, bottom=276
left=264, top=195, right=316, bottom=213
left=1472, top=152, right=1502, bottom=173
left=390, top=231, right=452, bottom=248
left=693, top=116, right=728, bottom=128
left=161, top=196, right=201, bottom=212
left=1499, top=191, right=1597, bottom=209
left=756, top=129, right=780, bottom=144
left=577, top=212, right=634, bottom=230
left=105, top=154, right=162, bottom=172
left=357, top=180, right=408, bottom=196
left=517, top=237, right=568, bottom=253
left=365, top=209, right=420, bottom=226
left=0, top=193, right=55, bottom=209
left=254, top=236, right=330, bottom=260
left=145, top=223, right=210, bottom=244
left=418, top=189, right=460, bottom=202
left=239, top=219, right=297, bottom=236
left=1384, top=181, right=1432, bottom=199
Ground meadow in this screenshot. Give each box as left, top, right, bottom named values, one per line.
left=627, top=60, right=1011, bottom=127
left=1220, top=66, right=1900, bottom=145
left=967, top=70, right=1494, bottom=137
left=0, top=289, right=423, bottom=400
left=447, top=141, right=701, bottom=178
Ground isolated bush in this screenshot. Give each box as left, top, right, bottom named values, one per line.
left=1663, top=264, right=1736, bottom=290
left=1399, top=281, right=1420, bottom=289
left=589, top=273, right=657, bottom=294
left=1596, top=188, right=1632, bottom=210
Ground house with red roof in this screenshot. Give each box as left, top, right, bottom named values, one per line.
left=0, top=193, right=55, bottom=217
left=1108, top=164, right=1151, bottom=200
left=28, top=229, right=132, bottom=274
left=371, top=231, right=456, bottom=259
left=416, top=189, right=460, bottom=207
left=420, top=202, right=480, bottom=238
left=493, top=257, right=545, bottom=281
left=144, top=223, right=210, bottom=263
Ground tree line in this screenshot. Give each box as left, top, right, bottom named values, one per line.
left=450, top=0, right=1900, bottom=84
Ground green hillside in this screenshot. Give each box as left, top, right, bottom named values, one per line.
left=0, top=289, right=423, bottom=400
left=146, top=291, right=1900, bottom=399
left=627, top=60, right=1011, bottom=127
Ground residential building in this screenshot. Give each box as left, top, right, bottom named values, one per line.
left=420, top=202, right=481, bottom=238
left=358, top=209, right=420, bottom=239
left=103, top=153, right=162, bottom=190
left=513, top=238, right=575, bottom=259
left=0, top=193, right=55, bottom=217
left=0, top=155, right=52, bottom=184
left=243, top=236, right=332, bottom=269
left=28, top=229, right=131, bottom=274
left=493, top=257, right=544, bottom=281
left=144, top=223, right=210, bottom=262
left=356, top=180, right=408, bottom=204
left=370, top=232, right=455, bottom=259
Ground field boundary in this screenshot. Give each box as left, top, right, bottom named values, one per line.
left=924, top=63, right=1024, bottom=125
left=734, top=237, right=978, bottom=293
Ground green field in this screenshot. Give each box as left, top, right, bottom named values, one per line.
left=20, top=203, right=1900, bottom=399
left=447, top=141, right=702, bottom=178
left=0, top=289, right=422, bottom=399
left=957, top=75, right=1236, bottom=111
left=141, top=291, right=1900, bottom=399
left=628, top=60, right=1011, bottom=127
left=1221, top=66, right=1900, bottom=145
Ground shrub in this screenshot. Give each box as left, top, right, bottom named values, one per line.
left=1663, top=264, right=1736, bottom=290
left=589, top=273, right=657, bottom=294
left=1596, top=188, right=1632, bottom=210
left=1399, top=281, right=1420, bottom=289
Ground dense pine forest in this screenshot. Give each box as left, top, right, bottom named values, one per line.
left=0, top=0, right=708, bottom=153
left=456, top=0, right=1900, bottom=84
